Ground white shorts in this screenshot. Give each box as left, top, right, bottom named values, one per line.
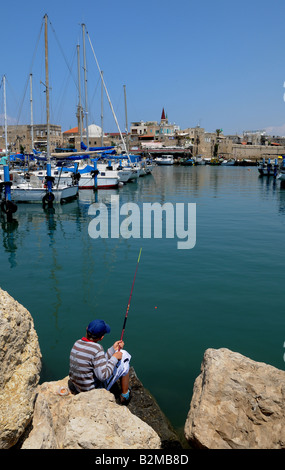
left=103, top=349, right=131, bottom=391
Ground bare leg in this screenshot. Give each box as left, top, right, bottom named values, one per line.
left=120, top=372, right=129, bottom=395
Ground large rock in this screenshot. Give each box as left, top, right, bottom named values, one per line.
left=0, top=288, right=42, bottom=449
left=21, top=377, right=161, bottom=449
left=119, top=368, right=183, bottom=449
left=184, top=348, right=285, bottom=449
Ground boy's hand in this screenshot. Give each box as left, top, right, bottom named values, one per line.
left=113, top=340, right=124, bottom=350
left=113, top=351, right=123, bottom=360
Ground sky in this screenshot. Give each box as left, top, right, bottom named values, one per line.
left=1, top=0, right=285, bottom=136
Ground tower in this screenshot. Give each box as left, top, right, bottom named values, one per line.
left=160, top=108, right=168, bottom=123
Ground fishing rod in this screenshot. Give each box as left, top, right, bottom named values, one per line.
left=119, top=248, right=142, bottom=348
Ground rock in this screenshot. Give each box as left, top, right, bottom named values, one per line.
left=0, top=288, right=42, bottom=449
left=184, top=348, right=285, bottom=449
left=21, top=377, right=161, bottom=449
left=116, top=368, right=184, bottom=449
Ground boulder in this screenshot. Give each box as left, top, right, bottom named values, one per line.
left=184, top=348, right=285, bottom=449
left=21, top=376, right=161, bottom=449
left=0, top=288, right=42, bottom=449
left=119, top=368, right=184, bottom=449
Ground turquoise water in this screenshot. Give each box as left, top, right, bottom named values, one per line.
left=1, top=165, right=285, bottom=433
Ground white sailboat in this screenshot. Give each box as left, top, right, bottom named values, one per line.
left=30, top=164, right=119, bottom=190
left=11, top=15, right=78, bottom=204
left=11, top=172, right=78, bottom=203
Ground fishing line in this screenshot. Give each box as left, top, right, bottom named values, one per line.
left=119, top=248, right=142, bottom=348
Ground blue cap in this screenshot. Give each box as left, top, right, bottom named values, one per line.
left=87, top=319, right=111, bottom=337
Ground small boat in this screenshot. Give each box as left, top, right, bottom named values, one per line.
left=155, top=155, right=174, bottom=165
left=277, top=157, right=285, bottom=181
left=220, top=159, right=236, bottom=166
left=10, top=172, right=78, bottom=203
left=208, top=158, right=221, bottom=165
left=96, top=162, right=132, bottom=184
left=180, top=158, right=195, bottom=166
left=258, top=158, right=279, bottom=177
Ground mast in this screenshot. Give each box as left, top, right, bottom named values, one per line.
left=30, top=74, right=34, bottom=154
left=44, top=13, right=50, bottom=162
left=3, top=75, right=8, bottom=161
left=123, top=84, right=129, bottom=153
left=101, top=70, right=104, bottom=147
left=82, top=23, right=89, bottom=149
left=44, top=13, right=53, bottom=202
left=77, top=44, right=83, bottom=145
left=1, top=74, right=17, bottom=221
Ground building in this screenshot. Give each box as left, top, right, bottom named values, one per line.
left=130, top=109, right=180, bottom=148
left=0, top=124, right=62, bottom=154
left=62, top=124, right=123, bottom=150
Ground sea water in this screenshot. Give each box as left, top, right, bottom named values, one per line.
left=1, top=165, right=285, bottom=433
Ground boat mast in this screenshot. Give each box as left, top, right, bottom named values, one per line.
left=82, top=23, right=89, bottom=149
left=101, top=70, right=104, bottom=147
left=30, top=74, right=34, bottom=150
left=29, top=74, right=34, bottom=168
left=77, top=44, right=83, bottom=145
left=44, top=13, right=53, bottom=202
left=44, top=13, right=50, bottom=163
left=3, top=75, right=8, bottom=162
left=1, top=74, right=17, bottom=221
left=123, top=84, right=129, bottom=154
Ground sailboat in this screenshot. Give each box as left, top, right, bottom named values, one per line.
left=30, top=162, right=119, bottom=190
left=0, top=75, right=18, bottom=221
left=11, top=15, right=78, bottom=204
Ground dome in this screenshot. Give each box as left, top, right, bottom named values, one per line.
left=84, top=124, right=102, bottom=138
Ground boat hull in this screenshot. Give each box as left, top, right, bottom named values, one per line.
left=11, top=184, right=78, bottom=203
left=33, top=170, right=118, bottom=190
left=258, top=168, right=277, bottom=176
left=277, top=171, right=285, bottom=181
left=156, top=159, right=174, bottom=165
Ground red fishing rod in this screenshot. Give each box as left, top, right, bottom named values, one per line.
left=119, top=248, right=142, bottom=349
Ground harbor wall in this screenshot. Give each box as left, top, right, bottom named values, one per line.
left=219, top=143, right=285, bottom=161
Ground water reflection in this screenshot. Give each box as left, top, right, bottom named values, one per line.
left=1, top=217, right=19, bottom=268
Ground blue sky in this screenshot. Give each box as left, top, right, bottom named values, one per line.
left=1, top=0, right=285, bottom=136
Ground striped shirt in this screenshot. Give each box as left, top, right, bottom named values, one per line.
left=69, top=337, right=118, bottom=392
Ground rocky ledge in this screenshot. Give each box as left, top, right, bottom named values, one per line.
left=1, top=287, right=285, bottom=449
left=185, top=347, right=285, bottom=449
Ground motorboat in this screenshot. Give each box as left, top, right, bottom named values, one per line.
left=258, top=158, right=279, bottom=177
left=277, top=157, right=285, bottom=181
left=155, top=155, right=174, bottom=165
left=10, top=172, right=78, bottom=203
left=180, top=158, right=195, bottom=166
left=220, top=159, right=236, bottom=166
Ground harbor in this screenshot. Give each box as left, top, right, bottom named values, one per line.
left=1, top=8, right=285, bottom=451
left=1, top=163, right=285, bottom=434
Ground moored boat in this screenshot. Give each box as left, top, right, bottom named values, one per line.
left=10, top=172, right=78, bottom=203
left=30, top=166, right=119, bottom=190
left=277, top=156, right=285, bottom=181
left=155, top=155, right=174, bottom=165
left=220, top=159, right=236, bottom=166
left=258, top=158, right=279, bottom=177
